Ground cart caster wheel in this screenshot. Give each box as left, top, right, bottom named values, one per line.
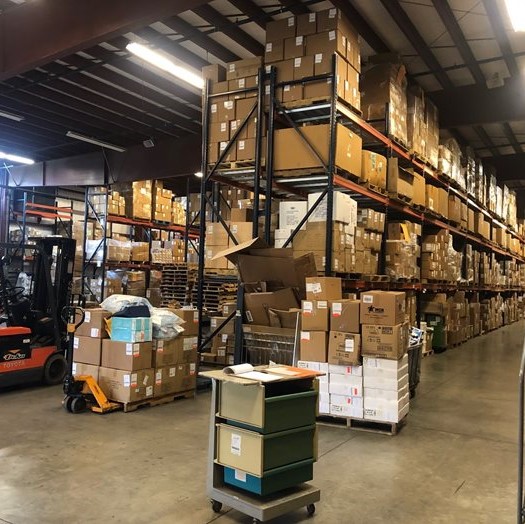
left=70, top=396, right=87, bottom=414
left=211, top=500, right=222, bottom=513
left=252, top=519, right=260, bottom=524
left=63, top=396, right=74, bottom=412
left=307, top=503, right=316, bottom=516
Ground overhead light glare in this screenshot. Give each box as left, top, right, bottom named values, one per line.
left=505, top=0, right=525, bottom=31
left=194, top=171, right=203, bottom=178
left=0, top=110, right=24, bottom=122
left=66, top=131, right=126, bottom=153
left=126, top=42, right=204, bottom=89
left=0, top=151, right=34, bottom=165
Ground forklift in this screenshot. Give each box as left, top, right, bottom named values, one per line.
left=0, top=237, right=76, bottom=388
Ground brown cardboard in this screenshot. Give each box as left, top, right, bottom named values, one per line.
left=305, top=277, right=342, bottom=301
left=282, top=83, right=303, bottom=102
left=272, top=59, right=294, bottom=82
left=300, top=331, right=328, bottom=362
left=301, top=300, right=329, bottom=331
left=284, top=36, right=306, bottom=59
left=229, top=222, right=254, bottom=244
left=412, top=172, right=425, bottom=207
left=72, top=362, right=99, bottom=381
left=210, top=316, right=235, bottom=335
left=75, top=308, right=110, bottom=338
left=293, top=222, right=346, bottom=253
left=153, top=336, right=198, bottom=367
left=268, top=308, right=300, bottom=329
left=266, top=16, right=296, bottom=41
left=306, top=30, right=347, bottom=58
left=265, top=40, right=284, bottom=63
left=330, top=299, right=360, bottom=332
left=101, top=340, right=153, bottom=371
left=98, top=367, right=154, bottom=403
left=153, top=365, right=178, bottom=396
left=226, top=57, right=263, bottom=80
left=361, top=150, right=387, bottom=188
left=230, top=208, right=254, bottom=222
left=328, top=331, right=361, bottom=365
left=360, top=291, right=406, bottom=325
left=361, top=323, right=409, bottom=359
left=73, top=336, right=101, bottom=366
left=297, top=12, right=318, bottom=35
left=202, top=64, right=226, bottom=82
left=387, top=158, right=414, bottom=200
left=209, top=122, right=229, bottom=143
left=244, top=288, right=299, bottom=325
left=236, top=138, right=256, bottom=161
left=293, top=55, right=314, bottom=79
left=173, top=362, right=197, bottom=392
left=206, top=222, right=231, bottom=246
left=172, top=309, right=199, bottom=336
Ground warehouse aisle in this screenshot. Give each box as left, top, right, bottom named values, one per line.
left=1, top=321, right=524, bottom=524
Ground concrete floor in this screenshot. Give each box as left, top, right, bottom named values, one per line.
left=1, top=321, right=524, bottom=524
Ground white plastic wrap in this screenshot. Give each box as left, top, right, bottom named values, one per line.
left=101, top=294, right=151, bottom=313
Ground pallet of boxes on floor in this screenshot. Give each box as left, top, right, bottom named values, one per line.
left=72, top=304, right=198, bottom=412
left=298, top=277, right=410, bottom=434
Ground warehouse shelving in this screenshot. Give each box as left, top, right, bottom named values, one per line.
left=197, top=55, right=524, bottom=363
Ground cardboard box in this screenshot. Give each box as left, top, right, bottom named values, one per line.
left=202, top=64, right=226, bottom=82
left=209, top=121, right=229, bottom=143
left=72, top=362, right=99, bottom=381
left=73, top=336, right=101, bottom=366
left=172, top=309, right=199, bottom=336
left=210, top=316, right=235, bottom=335
left=306, top=30, right=347, bottom=58
left=388, top=158, right=414, bottom=200
left=293, top=55, right=314, bottom=79
left=153, top=336, right=198, bottom=367
left=154, top=362, right=196, bottom=396
left=279, top=201, right=307, bottom=230
left=226, top=57, right=263, bottom=80
left=361, top=151, right=387, bottom=188
left=329, top=363, right=362, bottom=376
left=328, top=331, right=361, bottom=366
left=307, top=191, right=357, bottom=225
left=266, top=16, right=296, bottom=41
left=75, top=308, right=110, bottom=338
left=300, top=331, right=328, bottom=362
left=237, top=138, right=256, bottom=161
left=98, top=367, right=154, bottom=403
left=330, top=299, right=360, bottom=332
left=364, top=395, right=409, bottom=423
left=328, top=374, right=363, bottom=397
left=230, top=222, right=254, bottom=244
left=305, top=277, right=342, bottom=301
left=206, top=222, right=231, bottom=246
left=265, top=40, right=284, bottom=62
left=274, top=124, right=362, bottom=176
left=360, top=291, right=406, bottom=325
left=101, top=340, right=153, bottom=371
left=285, top=36, right=306, bottom=59
left=230, top=208, right=254, bottom=222
left=244, top=288, right=299, bottom=325
left=361, top=323, right=409, bottom=359
left=301, top=300, right=329, bottom=331
left=109, top=317, right=152, bottom=343
left=412, top=172, right=425, bottom=207
left=297, top=12, right=318, bottom=36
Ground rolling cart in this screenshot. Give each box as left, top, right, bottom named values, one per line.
left=202, top=367, right=321, bottom=523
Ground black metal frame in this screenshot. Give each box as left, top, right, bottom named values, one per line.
left=519, top=338, right=525, bottom=524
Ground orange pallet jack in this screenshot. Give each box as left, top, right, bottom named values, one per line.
left=62, top=306, right=120, bottom=414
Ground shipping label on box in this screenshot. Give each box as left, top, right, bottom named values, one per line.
left=360, top=291, right=405, bottom=325
left=361, top=323, right=409, bottom=360
left=300, top=331, right=328, bottom=362
left=329, top=299, right=360, bottom=332
left=328, top=331, right=361, bottom=366
left=301, top=300, right=329, bottom=331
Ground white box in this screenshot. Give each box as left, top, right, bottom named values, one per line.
left=318, top=374, right=328, bottom=384
left=329, top=403, right=363, bottom=418
left=364, top=383, right=409, bottom=401
left=363, top=363, right=409, bottom=379
left=319, top=402, right=330, bottom=414
left=319, top=392, right=330, bottom=404
left=363, top=373, right=408, bottom=391
left=274, top=228, right=294, bottom=248
left=328, top=364, right=363, bottom=376
left=329, top=381, right=363, bottom=397
left=364, top=393, right=408, bottom=411
left=363, top=354, right=408, bottom=370
left=307, top=192, right=357, bottom=225
left=279, top=201, right=307, bottom=229
left=329, top=373, right=362, bottom=386
left=298, top=360, right=320, bottom=371
left=319, top=381, right=329, bottom=393
left=330, top=394, right=363, bottom=409
left=364, top=395, right=410, bottom=423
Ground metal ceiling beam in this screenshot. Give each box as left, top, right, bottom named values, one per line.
left=192, top=4, right=264, bottom=57
left=431, top=0, right=485, bottom=85
left=0, top=0, right=211, bottom=81
left=162, top=16, right=240, bottom=63
left=502, top=123, right=523, bottom=155
left=332, top=0, right=390, bottom=53
left=378, top=0, right=454, bottom=90
left=481, top=0, right=519, bottom=77
left=483, top=153, right=525, bottom=181
left=433, top=76, right=525, bottom=127
left=277, top=0, right=309, bottom=16
left=227, top=0, right=271, bottom=30
left=473, top=126, right=500, bottom=157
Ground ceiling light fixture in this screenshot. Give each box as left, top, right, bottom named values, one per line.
left=0, top=110, right=24, bottom=122
left=505, top=0, right=525, bottom=31
left=194, top=171, right=203, bottom=178
left=0, top=151, right=34, bottom=165
left=66, top=131, right=126, bottom=153
left=126, top=42, right=204, bottom=89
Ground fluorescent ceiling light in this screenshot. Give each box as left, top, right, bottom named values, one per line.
left=194, top=171, right=203, bottom=178
left=505, top=0, right=525, bottom=31
left=0, top=151, right=34, bottom=165
left=0, top=110, right=24, bottom=122
left=126, top=42, right=204, bottom=89
left=66, top=131, right=126, bottom=153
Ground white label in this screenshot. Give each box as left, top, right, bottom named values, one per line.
left=189, top=363, right=196, bottom=374
left=266, top=43, right=272, bottom=52
left=284, top=84, right=291, bottom=92
left=296, top=36, right=303, bottom=45
left=386, top=255, right=391, bottom=262
left=155, top=371, right=162, bottom=385
left=123, top=374, right=131, bottom=387
left=329, top=30, right=336, bottom=41
left=143, top=374, right=149, bottom=386
left=303, top=301, right=313, bottom=314
left=318, top=301, right=328, bottom=309
left=72, top=363, right=77, bottom=374
left=238, top=141, right=245, bottom=151
left=84, top=311, right=91, bottom=323
left=288, top=16, right=294, bottom=26
left=231, top=433, right=242, bottom=456
left=246, top=310, right=253, bottom=322
left=329, top=8, right=336, bottom=18
left=228, top=64, right=235, bottom=72
left=234, top=469, right=247, bottom=482
left=265, top=85, right=270, bottom=95
left=211, top=103, right=217, bottom=114
left=224, top=101, right=234, bottom=110
left=131, top=373, right=138, bottom=387
left=90, top=328, right=99, bottom=338
left=345, top=338, right=354, bottom=352
left=73, top=337, right=79, bottom=349
left=221, top=334, right=228, bottom=343
left=332, top=302, right=342, bottom=316
left=133, top=345, right=140, bottom=357
left=193, top=311, right=199, bottom=323
left=146, top=386, right=153, bottom=397
left=294, top=57, right=302, bottom=68
left=309, top=13, right=316, bottom=22
left=126, top=343, right=133, bottom=356
left=168, top=367, right=175, bottom=378
left=315, top=53, right=323, bottom=64
left=301, top=331, right=311, bottom=341
left=238, top=78, right=245, bottom=88
left=362, top=295, right=373, bottom=304
left=220, top=122, right=227, bottom=132
left=218, top=349, right=226, bottom=357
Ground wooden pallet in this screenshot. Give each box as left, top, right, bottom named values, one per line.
left=211, top=159, right=261, bottom=171
left=317, top=414, right=407, bottom=435
left=358, top=179, right=387, bottom=195
left=389, top=192, right=412, bottom=205
left=362, top=274, right=390, bottom=282
left=121, top=390, right=195, bottom=413
left=422, top=349, right=434, bottom=357
left=392, top=277, right=420, bottom=283
left=390, top=136, right=409, bottom=151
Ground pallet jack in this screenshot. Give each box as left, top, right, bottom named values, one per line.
left=0, top=237, right=76, bottom=388
left=61, top=305, right=120, bottom=414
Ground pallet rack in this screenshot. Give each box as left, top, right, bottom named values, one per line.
left=196, top=55, right=525, bottom=364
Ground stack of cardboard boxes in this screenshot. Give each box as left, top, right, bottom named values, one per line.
left=118, top=181, right=152, bottom=221
left=201, top=302, right=236, bottom=366
left=89, top=187, right=126, bottom=217
left=172, top=198, right=186, bottom=225
left=123, top=270, right=146, bottom=297
left=421, top=229, right=461, bottom=282
left=384, top=220, right=421, bottom=281
left=361, top=150, right=387, bottom=190
left=354, top=208, right=386, bottom=275
left=153, top=181, right=173, bottom=223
